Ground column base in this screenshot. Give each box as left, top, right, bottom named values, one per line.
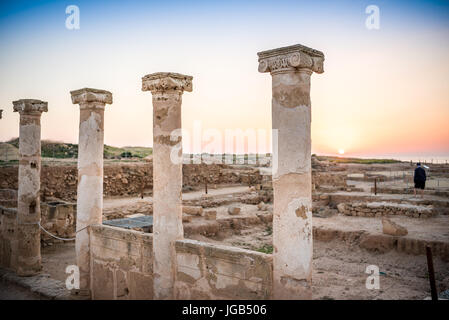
left=70, top=288, right=91, bottom=299
left=16, top=266, right=42, bottom=277
left=273, top=276, right=312, bottom=300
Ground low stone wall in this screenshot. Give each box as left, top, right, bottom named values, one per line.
left=0, top=163, right=264, bottom=201
left=338, top=202, right=435, bottom=218
left=183, top=213, right=273, bottom=237
left=328, top=193, right=449, bottom=209
left=314, top=226, right=449, bottom=261
left=371, top=187, right=449, bottom=197
left=1, top=200, right=76, bottom=269
left=40, top=201, right=76, bottom=242
left=183, top=191, right=266, bottom=208
left=174, top=239, right=273, bottom=299
left=89, top=224, right=154, bottom=300
left=312, top=172, right=347, bottom=189
left=0, top=206, right=17, bottom=270
left=88, top=224, right=273, bottom=300
left=103, top=201, right=153, bottom=220
left=1, top=163, right=350, bottom=203
left=0, top=189, right=17, bottom=208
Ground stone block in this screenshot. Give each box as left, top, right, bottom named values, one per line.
left=382, top=218, right=408, bottom=236
left=204, top=210, right=217, bottom=220
left=183, top=206, right=204, bottom=216
left=92, top=261, right=114, bottom=300
left=257, top=201, right=268, bottom=211
left=228, top=206, right=241, bottom=215
left=128, top=271, right=153, bottom=300
left=336, top=203, right=346, bottom=214
left=182, top=214, right=192, bottom=223
left=115, top=270, right=129, bottom=299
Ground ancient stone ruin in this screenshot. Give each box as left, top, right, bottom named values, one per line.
left=1, top=44, right=448, bottom=301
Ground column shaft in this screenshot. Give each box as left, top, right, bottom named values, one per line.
left=13, top=99, right=47, bottom=276
left=17, top=114, right=43, bottom=275
left=142, top=72, right=192, bottom=300
left=258, top=44, right=324, bottom=299
left=70, top=88, right=112, bottom=295
left=152, top=91, right=183, bottom=299
left=272, top=70, right=313, bottom=299
left=76, top=106, right=105, bottom=292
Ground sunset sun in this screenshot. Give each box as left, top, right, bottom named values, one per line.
left=338, top=149, right=345, bottom=155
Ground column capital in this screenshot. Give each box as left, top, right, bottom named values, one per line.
left=70, top=88, right=113, bottom=107
left=257, top=44, right=324, bottom=74
left=142, top=72, right=193, bottom=94
left=13, top=99, right=48, bottom=115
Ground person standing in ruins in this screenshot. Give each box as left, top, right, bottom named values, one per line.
left=413, top=162, right=426, bottom=198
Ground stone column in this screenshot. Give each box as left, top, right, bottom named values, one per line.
left=70, top=88, right=112, bottom=295
left=13, top=99, right=48, bottom=276
left=142, top=72, right=192, bottom=299
left=258, top=44, right=324, bottom=299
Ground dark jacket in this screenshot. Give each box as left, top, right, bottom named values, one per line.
left=414, top=167, right=426, bottom=183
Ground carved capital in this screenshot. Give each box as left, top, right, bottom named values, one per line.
left=13, top=99, right=48, bottom=115
left=142, top=72, right=193, bottom=93
left=70, top=88, right=113, bottom=107
left=258, top=44, right=324, bottom=74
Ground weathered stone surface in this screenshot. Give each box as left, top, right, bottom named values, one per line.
left=89, top=225, right=154, bottom=300
left=204, top=210, right=217, bottom=220
left=128, top=271, right=153, bottom=300
left=142, top=72, right=193, bottom=93
left=71, top=88, right=112, bottom=295
left=259, top=44, right=324, bottom=300
left=313, top=226, right=449, bottom=261
left=12, top=99, right=48, bottom=276
left=13, top=99, right=48, bottom=114
left=228, top=206, right=241, bottom=215
left=40, top=201, right=76, bottom=243
left=91, top=260, right=114, bottom=300
left=337, top=203, right=346, bottom=214
left=0, top=206, right=18, bottom=270
left=258, top=44, right=324, bottom=75
left=382, top=218, right=408, bottom=236
left=70, top=88, right=112, bottom=105
left=257, top=201, right=268, bottom=211
left=182, top=214, right=192, bottom=223
left=174, top=239, right=272, bottom=299
left=183, top=206, right=203, bottom=216
left=143, top=72, right=192, bottom=300
left=342, top=201, right=435, bottom=218
left=0, top=269, right=71, bottom=300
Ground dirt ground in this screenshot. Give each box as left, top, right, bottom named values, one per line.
left=0, top=281, right=48, bottom=300
left=311, top=240, right=449, bottom=300
left=41, top=242, right=76, bottom=283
